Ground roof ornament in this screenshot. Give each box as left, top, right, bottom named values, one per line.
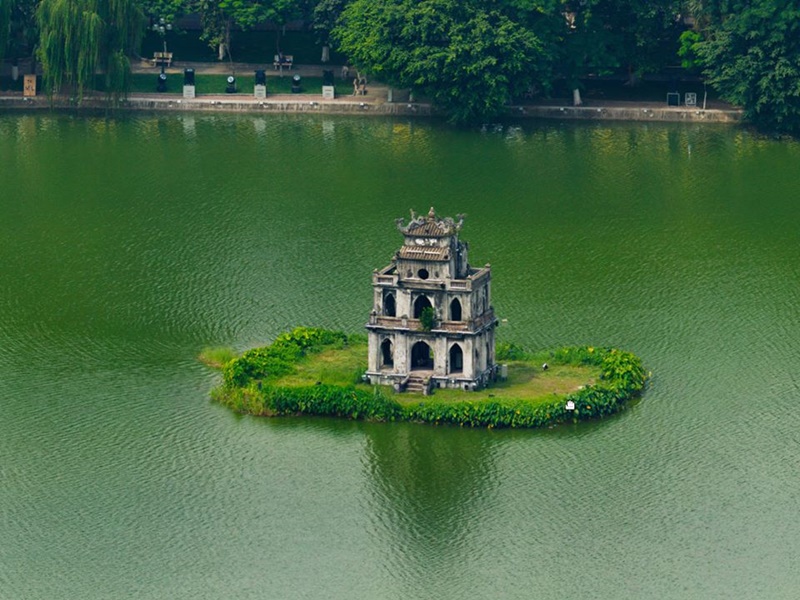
left=395, top=207, right=466, bottom=235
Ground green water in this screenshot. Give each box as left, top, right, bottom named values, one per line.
left=2, top=113, right=800, bottom=599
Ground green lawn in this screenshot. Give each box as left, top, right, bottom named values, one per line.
left=272, top=343, right=368, bottom=388
left=429, top=361, right=599, bottom=405
left=270, top=340, right=600, bottom=408
left=0, top=75, right=28, bottom=92
left=125, top=73, right=354, bottom=96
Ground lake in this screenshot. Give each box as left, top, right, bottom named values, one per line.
left=1, top=113, right=799, bottom=599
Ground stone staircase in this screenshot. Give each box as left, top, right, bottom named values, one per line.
left=405, top=374, right=430, bottom=394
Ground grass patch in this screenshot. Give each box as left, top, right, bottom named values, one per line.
left=427, top=362, right=598, bottom=406
left=124, top=73, right=354, bottom=96
left=199, top=346, right=237, bottom=369
left=0, top=75, right=28, bottom=92
left=272, top=342, right=367, bottom=388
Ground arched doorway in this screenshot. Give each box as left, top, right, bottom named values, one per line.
left=381, top=339, right=394, bottom=368
left=411, top=341, right=434, bottom=370
left=449, top=344, right=463, bottom=373
left=383, top=292, right=396, bottom=317
left=450, top=298, right=462, bottom=321
left=413, top=295, right=432, bottom=318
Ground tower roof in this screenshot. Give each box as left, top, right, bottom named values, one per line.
left=397, top=246, right=450, bottom=261
left=395, top=207, right=465, bottom=237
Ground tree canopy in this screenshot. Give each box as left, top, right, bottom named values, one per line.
left=697, top=0, right=800, bottom=136
left=334, top=0, right=543, bottom=124
left=36, top=0, right=142, bottom=100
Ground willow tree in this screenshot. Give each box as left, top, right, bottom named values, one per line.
left=37, top=0, right=143, bottom=100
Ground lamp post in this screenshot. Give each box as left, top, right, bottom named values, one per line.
left=153, top=18, right=172, bottom=92
left=153, top=18, right=173, bottom=75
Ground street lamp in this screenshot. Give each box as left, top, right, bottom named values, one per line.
left=152, top=18, right=173, bottom=75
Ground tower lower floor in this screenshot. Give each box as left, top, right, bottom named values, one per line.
left=365, top=327, right=497, bottom=391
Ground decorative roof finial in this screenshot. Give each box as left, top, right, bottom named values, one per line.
left=427, top=206, right=436, bottom=220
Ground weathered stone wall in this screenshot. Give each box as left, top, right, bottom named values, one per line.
left=0, top=94, right=743, bottom=123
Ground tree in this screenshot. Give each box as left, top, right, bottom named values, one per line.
left=311, top=0, right=347, bottom=45
left=37, top=0, right=143, bottom=100
left=334, top=0, right=543, bottom=124
left=139, top=0, right=187, bottom=24
left=555, top=0, right=682, bottom=105
left=698, top=0, right=800, bottom=136
left=1, top=0, right=39, bottom=64
left=190, top=0, right=301, bottom=62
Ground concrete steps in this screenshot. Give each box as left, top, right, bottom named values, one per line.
left=405, top=374, right=429, bottom=394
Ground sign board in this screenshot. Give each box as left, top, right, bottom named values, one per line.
left=23, top=74, right=37, bottom=97
left=685, top=93, right=697, bottom=107
left=322, top=85, right=335, bottom=100
left=666, top=92, right=680, bottom=106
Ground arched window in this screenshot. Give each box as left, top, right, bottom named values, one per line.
left=449, top=344, right=463, bottom=373
left=411, top=341, right=433, bottom=370
left=413, top=295, right=432, bottom=319
left=381, top=339, right=394, bottom=368
left=383, top=292, right=396, bottom=317
left=449, top=298, right=462, bottom=321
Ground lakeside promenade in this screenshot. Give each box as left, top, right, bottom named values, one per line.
left=0, top=59, right=743, bottom=123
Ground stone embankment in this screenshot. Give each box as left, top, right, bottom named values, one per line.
left=0, top=93, right=743, bottom=123
left=520, top=103, right=741, bottom=123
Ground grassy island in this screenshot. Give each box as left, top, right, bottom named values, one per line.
left=208, top=328, right=648, bottom=429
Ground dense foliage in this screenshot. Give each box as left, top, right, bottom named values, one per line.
left=36, top=0, right=143, bottom=99
left=697, top=0, right=800, bottom=136
left=334, top=0, right=543, bottom=124
left=4, top=0, right=800, bottom=133
left=222, top=326, right=348, bottom=387
left=214, top=329, right=648, bottom=429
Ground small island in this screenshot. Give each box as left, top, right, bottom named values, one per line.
left=208, top=209, right=647, bottom=428
left=208, top=327, right=646, bottom=428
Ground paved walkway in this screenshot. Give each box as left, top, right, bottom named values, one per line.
left=132, top=58, right=340, bottom=78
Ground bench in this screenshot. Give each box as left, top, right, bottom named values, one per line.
left=273, top=54, right=294, bottom=70
left=151, top=52, right=173, bottom=67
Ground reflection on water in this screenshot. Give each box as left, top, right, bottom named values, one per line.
left=2, top=114, right=800, bottom=599
left=362, top=424, right=499, bottom=597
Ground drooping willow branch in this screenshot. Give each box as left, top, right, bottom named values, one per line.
left=37, top=0, right=142, bottom=101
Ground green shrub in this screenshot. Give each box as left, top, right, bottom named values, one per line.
left=222, top=327, right=349, bottom=387
left=496, top=341, right=531, bottom=361
left=419, top=306, right=436, bottom=331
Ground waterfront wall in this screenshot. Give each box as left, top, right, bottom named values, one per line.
left=0, top=94, right=742, bottom=123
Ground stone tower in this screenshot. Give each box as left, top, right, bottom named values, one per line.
left=366, top=208, right=498, bottom=392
